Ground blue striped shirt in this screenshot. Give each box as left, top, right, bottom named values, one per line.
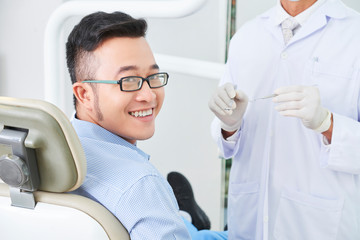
left=71, top=117, right=191, bottom=239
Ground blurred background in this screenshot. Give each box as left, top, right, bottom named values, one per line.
left=1, top=0, right=359, bottom=230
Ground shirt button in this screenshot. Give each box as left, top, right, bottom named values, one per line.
left=263, top=216, right=269, bottom=222
left=281, top=52, right=288, bottom=59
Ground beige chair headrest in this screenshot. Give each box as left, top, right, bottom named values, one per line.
left=0, top=97, right=86, bottom=192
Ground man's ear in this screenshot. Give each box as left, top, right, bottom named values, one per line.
left=73, top=82, right=93, bottom=111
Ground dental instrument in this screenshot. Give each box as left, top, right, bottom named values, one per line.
left=249, top=93, right=277, bottom=102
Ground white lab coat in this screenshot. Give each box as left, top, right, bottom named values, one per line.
left=212, top=0, right=360, bottom=239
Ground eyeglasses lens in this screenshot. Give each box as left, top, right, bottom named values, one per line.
left=148, top=74, right=167, bottom=88
left=121, top=73, right=168, bottom=91
left=122, top=77, right=142, bottom=91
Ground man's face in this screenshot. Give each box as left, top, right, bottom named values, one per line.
left=87, top=37, right=164, bottom=144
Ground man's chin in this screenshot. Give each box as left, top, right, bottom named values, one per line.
left=137, top=131, right=155, bottom=141
left=129, top=127, right=156, bottom=142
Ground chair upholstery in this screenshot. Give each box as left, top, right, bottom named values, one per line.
left=0, top=96, right=130, bottom=240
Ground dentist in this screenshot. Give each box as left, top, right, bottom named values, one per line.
left=209, top=0, right=360, bottom=239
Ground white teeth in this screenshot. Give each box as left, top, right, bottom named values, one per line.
left=130, top=109, right=153, bottom=117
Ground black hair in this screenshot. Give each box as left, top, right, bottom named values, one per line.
left=65, top=11, right=148, bottom=107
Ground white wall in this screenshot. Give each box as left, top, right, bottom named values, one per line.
left=343, top=0, right=360, bottom=10
left=0, top=0, right=62, bottom=99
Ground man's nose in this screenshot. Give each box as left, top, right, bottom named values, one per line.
left=136, top=81, right=156, bottom=101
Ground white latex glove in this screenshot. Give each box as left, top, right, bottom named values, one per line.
left=208, top=83, right=248, bottom=132
left=273, top=85, right=331, bottom=132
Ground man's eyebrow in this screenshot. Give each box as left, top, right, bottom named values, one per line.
left=117, top=65, right=138, bottom=75
left=151, top=64, right=160, bottom=70
left=116, top=64, right=159, bottom=75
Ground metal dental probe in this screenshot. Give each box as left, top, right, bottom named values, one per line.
left=224, top=93, right=277, bottom=111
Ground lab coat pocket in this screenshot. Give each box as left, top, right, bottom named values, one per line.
left=274, top=188, right=343, bottom=240
left=310, top=62, right=356, bottom=116
left=228, top=181, right=259, bottom=240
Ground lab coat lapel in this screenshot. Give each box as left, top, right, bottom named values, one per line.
left=290, top=12, right=328, bottom=45
left=260, top=7, right=284, bottom=45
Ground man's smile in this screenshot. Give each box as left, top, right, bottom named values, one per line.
left=129, top=108, right=153, bottom=117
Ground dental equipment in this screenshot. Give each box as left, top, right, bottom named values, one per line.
left=249, top=93, right=277, bottom=102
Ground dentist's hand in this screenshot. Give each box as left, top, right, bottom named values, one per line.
left=273, top=85, right=331, bottom=132
left=208, top=83, right=248, bottom=132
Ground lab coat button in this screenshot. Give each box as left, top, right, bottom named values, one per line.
left=281, top=52, right=288, bottom=59
left=263, top=216, right=269, bottom=222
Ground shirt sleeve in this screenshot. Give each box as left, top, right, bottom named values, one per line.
left=320, top=112, right=360, bottom=175
left=114, top=175, right=191, bottom=240
left=211, top=117, right=242, bottom=159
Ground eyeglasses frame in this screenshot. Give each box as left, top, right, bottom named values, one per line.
left=82, top=72, right=169, bottom=92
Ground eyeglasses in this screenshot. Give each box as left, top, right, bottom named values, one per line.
left=82, top=72, right=169, bottom=92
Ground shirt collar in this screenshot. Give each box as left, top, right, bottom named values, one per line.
left=275, top=0, right=327, bottom=26
left=71, top=115, right=150, bottom=160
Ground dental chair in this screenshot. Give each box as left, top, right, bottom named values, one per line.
left=0, top=96, right=130, bottom=240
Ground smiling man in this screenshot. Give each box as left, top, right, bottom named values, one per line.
left=66, top=11, right=189, bottom=239
left=66, top=11, right=227, bottom=240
